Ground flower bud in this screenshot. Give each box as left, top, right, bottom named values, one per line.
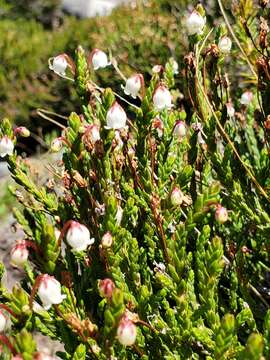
left=14, top=126, right=30, bottom=138
left=101, top=231, right=113, bottom=248
left=37, top=274, right=66, bottom=310
left=0, top=136, right=14, bottom=157
left=50, top=54, right=68, bottom=76
left=240, top=91, right=253, bottom=106
left=99, top=278, right=115, bottom=298
left=117, top=316, right=137, bottom=346
left=51, top=138, right=63, bottom=153
left=124, top=74, right=143, bottom=99
left=10, top=240, right=29, bottom=268
left=66, top=221, right=95, bottom=252
left=172, top=59, right=179, bottom=74
left=226, top=102, right=235, bottom=117
left=218, top=36, right=232, bottom=54
left=0, top=310, right=7, bottom=332
left=152, top=118, right=164, bottom=138
left=91, top=49, right=110, bottom=70
left=173, top=121, right=186, bottom=138
left=116, top=206, right=123, bottom=225
left=170, top=187, right=184, bottom=206
left=89, top=125, right=100, bottom=144
left=186, top=11, right=206, bottom=36
left=153, top=85, right=172, bottom=111
left=152, top=65, right=163, bottom=74
left=215, top=206, right=228, bottom=224
left=106, top=102, right=127, bottom=130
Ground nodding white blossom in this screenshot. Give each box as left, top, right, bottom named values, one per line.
left=106, top=102, right=127, bottom=130
left=66, top=221, right=94, bottom=252
left=50, top=137, right=63, bottom=153
left=10, top=240, right=29, bottom=268
left=226, top=102, right=235, bottom=117
left=173, top=121, right=186, bottom=138
left=215, top=206, right=228, bottom=224
left=101, top=232, right=113, bottom=248
left=218, top=36, right=232, bottom=54
left=240, top=91, right=253, bottom=106
left=99, top=278, right=115, bottom=299
left=171, top=187, right=184, bottom=206
left=186, top=11, right=206, bottom=36
left=37, top=275, right=66, bottom=310
left=91, top=49, right=110, bottom=70
left=117, top=316, right=137, bottom=346
left=50, top=54, right=68, bottom=76
left=124, top=74, right=144, bottom=99
left=0, top=310, right=7, bottom=332
left=172, top=59, right=179, bottom=74
left=0, top=136, right=14, bottom=157
left=153, top=85, right=172, bottom=111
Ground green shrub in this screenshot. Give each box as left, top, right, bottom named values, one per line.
left=0, top=2, right=270, bottom=357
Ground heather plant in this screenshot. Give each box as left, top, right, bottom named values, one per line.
left=0, top=2, right=270, bottom=359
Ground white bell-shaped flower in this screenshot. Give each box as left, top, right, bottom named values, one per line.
left=173, top=121, right=186, bottom=138
left=50, top=54, right=68, bottom=76
left=0, top=136, right=14, bottom=157
left=240, top=91, right=253, bottom=106
left=0, top=310, right=7, bottom=332
left=91, top=49, right=110, bottom=70
left=186, top=11, right=206, bottom=36
left=51, top=138, right=63, bottom=153
left=124, top=74, right=143, bottom=99
left=153, top=85, right=172, bottom=111
left=117, top=317, right=137, bottom=346
left=66, top=221, right=94, bottom=252
left=37, top=274, right=66, bottom=310
left=218, top=36, right=232, bottom=54
left=106, top=102, right=127, bottom=130
left=172, top=60, right=179, bottom=74
left=10, top=240, right=29, bottom=268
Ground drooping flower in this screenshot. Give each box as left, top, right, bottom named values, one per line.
left=153, top=85, right=172, bottom=111
left=49, top=54, right=68, bottom=76
left=66, top=221, right=94, bottom=252
left=186, top=11, right=206, bottom=36
left=117, top=315, right=137, bottom=346
left=0, top=136, right=14, bottom=157
left=218, top=36, right=232, bottom=54
left=0, top=310, right=7, bottom=332
left=215, top=206, right=228, bottom=224
left=91, top=49, right=110, bottom=70
left=37, top=274, right=66, bottom=310
left=152, top=65, right=163, bottom=74
left=88, top=124, right=100, bottom=144
left=173, top=121, right=186, bottom=138
left=124, top=74, right=144, bottom=99
left=10, top=240, right=29, bottom=268
left=240, top=91, right=253, bottom=106
left=106, top=102, right=127, bottom=130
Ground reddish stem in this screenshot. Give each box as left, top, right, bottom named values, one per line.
left=0, top=304, right=18, bottom=319
left=0, top=335, right=16, bottom=355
